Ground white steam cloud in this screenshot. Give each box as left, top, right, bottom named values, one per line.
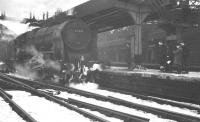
left=15, top=64, right=38, bottom=80
left=15, top=45, right=61, bottom=80
left=25, top=45, right=61, bottom=71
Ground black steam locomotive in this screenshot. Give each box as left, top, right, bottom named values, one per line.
left=5, top=18, right=97, bottom=82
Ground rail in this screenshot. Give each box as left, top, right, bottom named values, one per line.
left=68, top=98, right=149, bottom=122
left=0, top=87, right=37, bottom=122
left=3, top=74, right=200, bottom=122
left=0, top=74, right=111, bottom=122
left=100, top=87, right=200, bottom=113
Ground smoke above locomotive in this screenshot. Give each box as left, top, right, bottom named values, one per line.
left=13, top=18, right=97, bottom=81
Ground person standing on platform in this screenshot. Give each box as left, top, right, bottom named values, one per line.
left=158, top=41, right=167, bottom=72
left=165, top=43, right=173, bottom=72
left=146, top=39, right=156, bottom=63
left=180, top=42, right=190, bottom=73
left=125, top=42, right=132, bottom=70
left=173, top=44, right=183, bottom=74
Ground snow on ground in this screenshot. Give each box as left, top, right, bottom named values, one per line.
left=69, top=82, right=99, bottom=90
left=0, top=19, right=38, bottom=35
left=39, top=88, right=123, bottom=122
left=110, top=66, right=128, bottom=70
left=56, top=90, right=175, bottom=122
left=79, top=107, right=123, bottom=122
left=149, top=96, right=200, bottom=108
left=8, top=73, right=32, bottom=80
left=6, top=90, right=94, bottom=122
left=69, top=83, right=200, bottom=119
left=0, top=97, right=25, bottom=122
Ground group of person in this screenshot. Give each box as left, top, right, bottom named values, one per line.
left=60, top=56, right=103, bottom=86
left=158, top=41, right=190, bottom=74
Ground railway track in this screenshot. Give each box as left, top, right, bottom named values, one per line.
left=99, top=87, right=200, bottom=113
left=0, top=74, right=149, bottom=122
left=43, top=93, right=148, bottom=122
left=3, top=74, right=200, bottom=122
left=8, top=74, right=200, bottom=113
left=0, top=87, right=37, bottom=122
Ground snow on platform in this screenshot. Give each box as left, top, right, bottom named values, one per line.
left=105, top=67, right=200, bottom=82
left=8, top=73, right=33, bottom=80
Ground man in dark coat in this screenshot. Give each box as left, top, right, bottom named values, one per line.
left=173, top=44, right=183, bottom=73
left=165, top=43, right=174, bottom=72
left=180, top=42, right=189, bottom=73
left=158, top=41, right=167, bottom=71
left=125, top=42, right=132, bottom=70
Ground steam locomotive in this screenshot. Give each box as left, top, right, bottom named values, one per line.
left=5, top=18, right=97, bottom=82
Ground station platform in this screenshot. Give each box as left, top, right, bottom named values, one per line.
left=97, top=67, right=200, bottom=104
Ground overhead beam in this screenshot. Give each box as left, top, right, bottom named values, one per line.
left=114, top=0, right=152, bottom=13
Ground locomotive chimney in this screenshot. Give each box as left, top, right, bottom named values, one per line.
left=46, top=11, right=49, bottom=19
left=43, top=12, right=45, bottom=20
left=30, top=12, right=32, bottom=19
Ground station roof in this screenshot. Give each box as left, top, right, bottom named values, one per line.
left=39, top=0, right=152, bottom=32
left=38, top=0, right=200, bottom=32
left=69, top=0, right=152, bottom=31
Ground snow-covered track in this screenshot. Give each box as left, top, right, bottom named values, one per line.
left=0, top=74, right=111, bottom=122
left=45, top=94, right=149, bottom=122
left=68, top=98, right=149, bottom=122
left=5, top=74, right=200, bottom=122
left=0, top=74, right=149, bottom=122
left=7, top=74, right=200, bottom=113
left=41, top=85, right=200, bottom=122
left=0, top=87, right=37, bottom=122
left=100, top=87, right=200, bottom=113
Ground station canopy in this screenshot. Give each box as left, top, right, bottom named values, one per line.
left=39, top=0, right=200, bottom=32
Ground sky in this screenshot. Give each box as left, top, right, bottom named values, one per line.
left=0, top=0, right=89, bottom=20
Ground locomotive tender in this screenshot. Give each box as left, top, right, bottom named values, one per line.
left=12, top=18, right=97, bottom=81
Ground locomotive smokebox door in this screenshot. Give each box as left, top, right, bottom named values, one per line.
left=61, top=20, right=92, bottom=51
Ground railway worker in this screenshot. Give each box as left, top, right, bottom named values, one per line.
left=173, top=44, right=183, bottom=74
left=158, top=41, right=167, bottom=72
left=62, top=63, right=75, bottom=86
left=79, top=55, right=86, bottom=72
left=180, top=42, right=190, bottom=73
left=146, top=39, right=156, bottom=63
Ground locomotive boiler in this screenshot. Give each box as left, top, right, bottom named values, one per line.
left=13, top=18, right=97, bottom=81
